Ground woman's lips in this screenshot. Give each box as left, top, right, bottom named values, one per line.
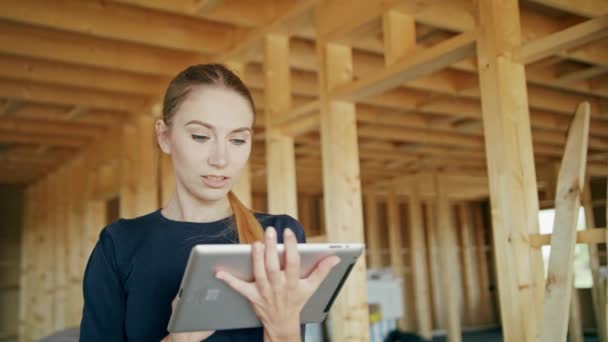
left=201, top=175, right=230, bottom=189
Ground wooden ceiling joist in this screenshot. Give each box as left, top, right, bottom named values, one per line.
left=0, top=117, right=106, bottom=138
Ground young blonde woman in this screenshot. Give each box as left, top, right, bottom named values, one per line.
left=79, top=64, right=340, bottom=342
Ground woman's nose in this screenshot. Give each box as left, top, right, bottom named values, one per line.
left=208, top=142, right=228, bottom=168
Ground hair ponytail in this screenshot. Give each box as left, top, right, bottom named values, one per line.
left=227, top=191, right=264, bottom=244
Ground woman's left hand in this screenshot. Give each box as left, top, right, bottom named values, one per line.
left=216, top=227, right=340, bottom=342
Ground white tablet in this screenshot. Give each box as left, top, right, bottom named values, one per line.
left=167, top=243, right=364, bottom=332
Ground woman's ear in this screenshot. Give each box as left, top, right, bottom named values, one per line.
left=155, top=119, right=171, bottom=155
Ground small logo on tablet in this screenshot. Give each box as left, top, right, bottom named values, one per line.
left=205, top=289, right=220, bottom=301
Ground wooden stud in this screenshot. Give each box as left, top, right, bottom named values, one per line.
left=364, top=194, right=382, bottom=269
left=120, top=123, right=138, bottom=219
left=316, top=6, right=369, bottom=336
left=135, top=115, right=159, bottom=215
left=386, top=192, right=408, bottom=330
left=407, top=185, right=433, bottom=339
left=569, top=285, right=584, bottom=342
left=436, top=177, right=462, bottom=342
left=458, top=203, right=479, bottom=326
left=583, top=176, right=608, bottom=342
left=472, top=202, right=495, bottom=325
left=425, top=201, right=444, bottom=329
left=539, top=102, right=590, bottom=342
left=264, top=34, right=298, bottom=217
left=475, top=1, right=545, bottom=340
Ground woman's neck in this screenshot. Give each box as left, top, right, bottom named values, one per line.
left=161, top=188, right=232, bottom=223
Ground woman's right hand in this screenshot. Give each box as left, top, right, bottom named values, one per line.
left=161, top=297, right=215, bottom=342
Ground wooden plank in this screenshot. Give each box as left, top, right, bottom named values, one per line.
left=569, top=287, right=584, bottom=342
left=53, top=167, right=68, bottom=332
left=364, top=194, right=382, bottom=269
left=18, top=186, right=33, bottom=342
left=386, top=192, right=408, bottom=330
left=331, top=31, right=476, bottom=101
left=436, top=177, right=462, bottom=342
left=382, top=10, right=416, bottom=66
left=475, top=1, right=545, bottom=340
left=0, top=0, right=238, bottom=54
left=0, top=117, right=106, bottom=138
left=407, top=185, right=433, bottom=339
left=515, top=16, right=608, bottom=64
left=316, top=12, right=369, bottom=336
left=425, top=201, right=444, bottom=329
left=264, top=34, right=298, bottom=217
left=539, top=102, right=590, bottom=342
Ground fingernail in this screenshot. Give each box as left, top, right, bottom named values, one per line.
left=284, top=228, right=294, bottom=238
left=266, top=227, right=275, bottom=239
left=216, top=272, right=223, bottom=279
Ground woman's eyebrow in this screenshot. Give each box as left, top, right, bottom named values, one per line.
left=185, top=120, right=251, bottom=134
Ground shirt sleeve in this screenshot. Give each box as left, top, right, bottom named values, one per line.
left=79, top=229, right=127, bottom=341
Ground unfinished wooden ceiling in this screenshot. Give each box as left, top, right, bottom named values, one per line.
left=0, top=0, right=606, bottom=190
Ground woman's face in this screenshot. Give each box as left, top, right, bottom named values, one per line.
left=157, top=86, right=254, bottom=203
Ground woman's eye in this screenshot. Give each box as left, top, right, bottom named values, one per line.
left=191, top=134, right=209, bottom=142
left=231, top=139, right=247, bottom=146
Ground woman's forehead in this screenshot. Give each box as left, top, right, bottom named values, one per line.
left=176, top=86, right=254, bottom=128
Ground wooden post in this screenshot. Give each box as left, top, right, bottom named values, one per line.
left=583, top=176, right=607, bottom=341
left=458, top=203, right=480, bottom=326
left=54, top=167, right=68, bottom=331
left=120, top=122, right=138, bottom=218
left=539, top=102, right=590, bottom=342
left=475, top=1, right=544, bottom=340
left=316, top=8, right=369, bottom=338
left=387, top=192, right=408, bottom=330
left=18, top=186, right=34, bottom=342
left=264, top=34, right=298, bottom=217
left=382, top=10, right=416, bottom=66
left=425, top=201, right=444, bottom=329
left=159, top=153, right=175, bottom=207
left=227, top=61, right=253, bottom=208
left=365, top=194, right=382, bottom=269
left=407, top=186, right=433, bottom=339
left=436, top=177, right=462, bottom=342
left=135, top=115, right=159, bottom=215
left=569, top=286, right=584, bottom=342
left=66, top=158, right=86, bottom=326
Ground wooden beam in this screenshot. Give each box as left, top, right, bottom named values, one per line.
left=424, top=201, right=444, bottom=329
left=515, top=16, right=608, bottom=65
left=526, top=0, right=608, bottom=18
left=539, top=102, right=590, bottom=342
left=114, top=0, right=274, bottom=27
left=316, top=7, right=369, bottom=336
left=472, top=202, right=495, bottom=325
left=530, top=227, right=607, bottom=247
left=475, top=1, right=544, bottom=341
left=0, top=78, right=148, bottom=112
left=406, top=185, right=433, bottom=339
left=119, top=123, right=138, bottom=219
left=0, top=54, right=167, bottom=97
left=0, top=117, right=105, bottom=138
left=0, top=132, right=90, bottom=147
left=331, top=31, right=476, bottom=101
left=264, top=34, right=297, bottom=217
left=458, top=203, right=479, bottom=326
left=0, top=20, right=207, bottom=76
left=0, top=0, right=237, bottom=54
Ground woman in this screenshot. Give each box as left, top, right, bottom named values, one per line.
left=79, top=64, right=340, bottom=341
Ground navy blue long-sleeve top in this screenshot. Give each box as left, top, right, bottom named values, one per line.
left=80, top=209, right=307, bottom=341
